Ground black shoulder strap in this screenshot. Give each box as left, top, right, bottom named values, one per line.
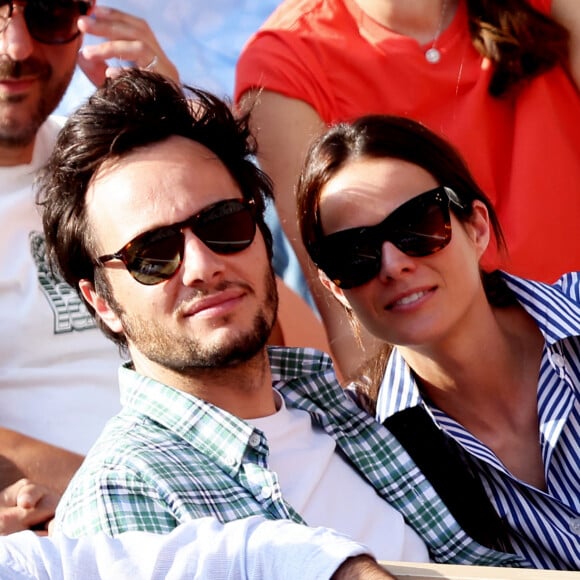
left=383, top=406, right=512, bottom=552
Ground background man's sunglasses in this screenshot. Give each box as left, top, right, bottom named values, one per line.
left=96, top=198, right=258, bottom=286
left=311, top=186, right=464, bottom=289
left=0, top=0, right=94, bottom=45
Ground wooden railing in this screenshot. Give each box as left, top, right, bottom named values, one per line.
left=380, top=561, right=578, bottom=579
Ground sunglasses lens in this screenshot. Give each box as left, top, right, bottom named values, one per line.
left=317, top=234, right=381, bottom=289
left=315, top=187, right=452, bottom=288
left=25, top=1, right=90, bottom=44
left=115, top=200, right=256, bottom=285
left=195, top=200, right=256, bottom=254
left=390, top=193, right=451, bottom=257
left=125, top=229, right=184, bottom=286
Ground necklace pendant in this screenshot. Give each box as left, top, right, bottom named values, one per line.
left=425, top=47, right=441, bottom=63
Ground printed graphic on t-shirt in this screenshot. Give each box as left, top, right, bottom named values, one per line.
left=31, top=231, right=97, bottom=334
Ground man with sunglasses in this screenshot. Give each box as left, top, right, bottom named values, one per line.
left=0, top=0, right=179, bottom=533
left=36, top=68, right=522, bottom=570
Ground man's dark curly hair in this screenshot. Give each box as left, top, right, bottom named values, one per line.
left=37, top=68, right=274, bottom=346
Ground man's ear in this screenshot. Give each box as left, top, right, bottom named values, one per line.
left=79, top=279, right=123, bottom=334
left=318, top=269, right=351, bottom=310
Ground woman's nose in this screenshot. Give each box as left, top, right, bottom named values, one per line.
left=376, top=241, right=417, bottom=281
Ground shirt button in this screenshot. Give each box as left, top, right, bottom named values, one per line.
left=249, top=433, right=261, bottom=448
left=224, top=455, right=237, bottom=468
left=260, top=486, right=272, bottom=499
left=570, top=517, right=580, bottom=535
left=552, top=353, right=566, bottom=367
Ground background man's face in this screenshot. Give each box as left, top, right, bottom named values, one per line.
left=0, top=8, right=81, bottom=149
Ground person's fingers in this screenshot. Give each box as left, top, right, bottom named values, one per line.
left=0, top=479, right=58, bottom=533
left=77, top=49, right=109, bottom=86
left=80, top=44, right=179, bottom=84
left=77, top=7, right=179, bottom=84
left=80, top=6, right=155, bottom=43
left=0, top=503, right=55, bottom=535
left=0, top=478, right=31, bottom=507
left=15, top=480, right=47, bottom=509
left=80, top=39, right=151, bottom=68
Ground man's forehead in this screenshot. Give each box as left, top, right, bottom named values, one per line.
left=87, top=136, right=228, bottom=197
left=85, top=136, right=239, bottom=241
left=98, top=136, right=220, bottom=171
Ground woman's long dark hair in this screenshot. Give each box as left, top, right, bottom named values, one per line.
left=466, top=0, right=570, bottom=96
left=297, top=114, right=519, bottom=409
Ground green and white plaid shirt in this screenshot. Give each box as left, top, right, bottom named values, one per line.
left=54, top=347, right=523, bottom=566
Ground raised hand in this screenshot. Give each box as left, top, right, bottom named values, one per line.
left=77, top=6, right=180, bottom=85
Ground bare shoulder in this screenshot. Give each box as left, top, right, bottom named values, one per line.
left=550, top=0, right=580, bottom=87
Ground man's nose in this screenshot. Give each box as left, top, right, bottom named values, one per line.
left=0, top=8, right=34, bottom=62
left=179, top=229, right=227, bottom=287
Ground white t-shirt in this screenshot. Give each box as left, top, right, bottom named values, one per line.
left=0, top=117, right=122, bottom=454
left=249, top=392, right=430, bottom=562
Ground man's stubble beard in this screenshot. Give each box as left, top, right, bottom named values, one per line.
left=114, top=265, right=279, bottom=374
left=0, top=57, right=74, bottom=147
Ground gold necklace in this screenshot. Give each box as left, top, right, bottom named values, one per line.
left=425, top=0, right=449, bottom=64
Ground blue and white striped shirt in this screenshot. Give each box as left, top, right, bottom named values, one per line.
left=376, top=271, right=580, bottom=570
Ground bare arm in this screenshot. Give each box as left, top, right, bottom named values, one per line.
left=552, top=0, right=580, bottom=88
left=0, top=429, right=83, bottom=534
left=332, top=555, right=397, bottom=579
left=0, top=428, right=82, bottom=494
left=242, top=90, right=381, bottom=380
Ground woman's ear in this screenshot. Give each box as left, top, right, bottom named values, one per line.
left=465, top=200, right=491, bottom=260
left=79, top=279, right=123, bottom=334
left=318, top=269, right=351, bottom=310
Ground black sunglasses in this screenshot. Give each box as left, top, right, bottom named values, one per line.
left=311, top=186, right=463, bottom=289
left=96, top=198, right=258, bottom=286
left=0, top=0, right=93, bottom=44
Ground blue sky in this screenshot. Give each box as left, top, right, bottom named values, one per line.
left=57, top=0, right=281, bottom=115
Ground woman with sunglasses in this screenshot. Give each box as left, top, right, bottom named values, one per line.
left=235, top=0, right=580, bottom=382
left=297, top=115, right=580, bottom=570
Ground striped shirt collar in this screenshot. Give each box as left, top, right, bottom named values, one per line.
left=376, top=271, right=580, bottom=417
left=501, top=271, right=580, bottom=344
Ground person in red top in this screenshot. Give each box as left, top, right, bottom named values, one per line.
left=235, top=0, right=580, bottom=380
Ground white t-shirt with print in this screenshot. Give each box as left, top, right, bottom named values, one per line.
left=0, top=117, right=122, bottom=454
